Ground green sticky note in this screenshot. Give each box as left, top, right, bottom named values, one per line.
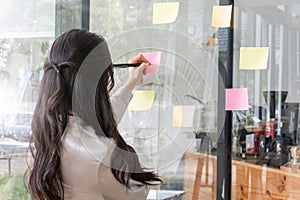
left=128, top=90, right=155, bottom=111
left=239, top=47, right=269, bottom=70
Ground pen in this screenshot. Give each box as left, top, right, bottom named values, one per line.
left=113, top=63, right=142, bottom=68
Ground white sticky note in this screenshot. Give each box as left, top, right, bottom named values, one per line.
left=172, top=105, right=195, bottom=127
left=212, top=5, right=232, bottom=28
left=239, top=47, right=269, bottom=70
left=152, top=2, right=180, bottom=24
left=128, top=90, right=155, bottom=111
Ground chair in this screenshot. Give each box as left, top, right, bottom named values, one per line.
left=192, top=155, right=216, bottom=200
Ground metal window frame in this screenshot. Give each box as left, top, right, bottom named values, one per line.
left=81, top=0, right=90, bottom=30
left=217, top=0, right=234, bottom=199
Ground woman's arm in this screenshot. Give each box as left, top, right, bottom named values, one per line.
left=110, top=54, right=149, bottom=124
left=110, top=86, right=133, bottom=124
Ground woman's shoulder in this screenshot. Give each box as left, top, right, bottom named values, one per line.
left=61, top=116, right=116, bottom=163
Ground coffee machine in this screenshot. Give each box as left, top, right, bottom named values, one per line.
left=281, top=102, right=300, bottom=145
left=259, top=90, right=300, bottom=167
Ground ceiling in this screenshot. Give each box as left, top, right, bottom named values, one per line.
left=237, top=0, right=300, bottom=29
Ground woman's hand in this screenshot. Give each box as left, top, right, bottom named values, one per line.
left=124, top=54, right=149, bottom=90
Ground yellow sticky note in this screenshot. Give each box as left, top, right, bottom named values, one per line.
left=152, top=2, right=179, bottom=24
left=239, top=47, right=269, bottom=70
left=172, top=105, right=195, bottom=127
left=212, top=5, right=232, bottom=28
left=128, top=90, right=155, bottom=111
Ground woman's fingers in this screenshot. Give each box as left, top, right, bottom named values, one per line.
left=129, top=53, right=150, bottom=64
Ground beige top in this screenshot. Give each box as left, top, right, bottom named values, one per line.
left=60, top=87, right=149, bottom=200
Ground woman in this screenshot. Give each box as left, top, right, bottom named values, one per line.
left=26, top=29, right=161, bottom=200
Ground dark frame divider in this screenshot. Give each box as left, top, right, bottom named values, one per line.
left=217, top=0, right=234, bottom=199
left=81, top=0, right=90, bottom=30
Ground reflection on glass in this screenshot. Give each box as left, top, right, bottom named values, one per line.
left=91, top=0, right=219, bottom=197
left=232, top=1, right=300, bottom=199
left=0, top=0, right=56, bottom=199
left=0, top=0, right=55, bottom=146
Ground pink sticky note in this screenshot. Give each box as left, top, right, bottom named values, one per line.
left=141, top=52, right=161, bottom=74
left=225, top=88, right=249, bottom=110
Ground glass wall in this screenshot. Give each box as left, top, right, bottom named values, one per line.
left=8, top=0, right=300, bottom=199
left=0, top=0, right=54, bottom=198
left=0, top=0, right=54, bottom=116
left=0, top=0, right=81, bottom=199
left=90, top=0, right=220, bottom=198
left=0, top=0, right=222, bottom=199
left=232, top=1, right=300, bottom=199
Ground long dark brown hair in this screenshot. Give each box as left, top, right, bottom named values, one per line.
left=26, top=29, right=160, bottom=200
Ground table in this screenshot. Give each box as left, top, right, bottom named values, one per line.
left=184, top=151, right=300, bottom=200
left=147, top=190, right=184, bottom=200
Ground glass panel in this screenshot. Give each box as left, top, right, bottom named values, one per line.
left=0, top=0, right=79, bottom=199
left=233, top=1, right=300, bottom=199
left=55, top=0, right=82, bottom=36
left=91, top=0, right=220, bottom=199
left=0, top=0, right=55, bottom=198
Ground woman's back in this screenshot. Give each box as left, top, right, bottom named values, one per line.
left=26, top=29, right=160, bottom=200
left=60, top=116, right=149, bottom=200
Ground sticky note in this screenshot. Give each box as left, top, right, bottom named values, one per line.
left=212, top=5, right=232, bottom=28
left=128, top=90, right=155, bottom=111
left=172, top=105, right=195, bottom=127
left=141, top=52, right=161, bottom=74
left=225, top=88, right=249, bottom=110
left=239, top=47, right=269, bottom=70
left=152, top=2, right=180, bottom=24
